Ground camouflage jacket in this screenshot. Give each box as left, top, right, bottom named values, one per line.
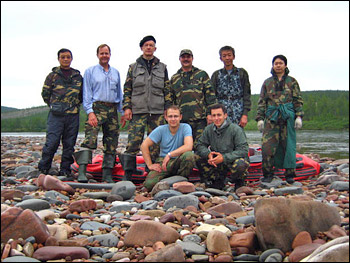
left=211, top=66, right=251, bottom=116
left=41, top=66, right=83, bottom=114
left=123, top=56, right=172, bottom=114
left=256, top=67, right=304, bottom=122
left=170, top=66, right=217, bottom=122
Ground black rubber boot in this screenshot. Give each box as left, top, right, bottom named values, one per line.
left=234, top=177, right=245, bottom=191
left=120, top=153, right=143, bottom=181
left=261, top=175, right=273, bottom=183
left=73, top=150, right=92, bottom=183
left=102, top=154, right=116, bottom=183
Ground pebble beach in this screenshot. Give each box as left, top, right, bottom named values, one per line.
left=1, top=135, right=349, bottom=262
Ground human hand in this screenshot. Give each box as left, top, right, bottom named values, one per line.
left=208, top=151, right=223, bottom=167
left=257, top=120, right=264, bottom=132
left=124, top=109, right=132, bottom=121
left=239, top=115, right=248, bottom=128
left=148, top=163, right=162, bottom=173
left=121, top=115, right=127, bottom=128
left=88, top=112, right=98, bottom=127
left=295, top=117, right=302, bottom=130
left=162, top=155, right=170, bottom=171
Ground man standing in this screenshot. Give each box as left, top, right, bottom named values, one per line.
left=39, top=48, right=83, bottom=178
left=121, top=35, right=172, bottom=181
left=141, top=105, right=196, bottom=191
left=211, top=46, right=251, bottom=127
left=74, top=44, right=123, bottom=183
left=170, top=49, right=217, bottom=146
left=256, top=55, right=304, bottom=184
left=195, top=104, right=249, bottom=190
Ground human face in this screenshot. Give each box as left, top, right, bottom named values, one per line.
left=220, top=50, right=234, bottom=68
left=97, top=46, right=111, bottom=66
left=58, top=51, right=72, bottom=69
left=141, top=40, right=156, bottom=58
left=273, top=58, right=286, bottom=75
left=211, top=108, right=227, bottom=128
left=165, top=108, right=182, bottom=128
left=180, top=54, right=193, bottom=71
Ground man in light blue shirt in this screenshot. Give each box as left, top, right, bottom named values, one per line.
left=140, top=105, right=197, bottom=191
left=73, top=44, right=123, bottom=183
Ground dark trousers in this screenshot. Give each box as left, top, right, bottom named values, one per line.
left=38, top=112, right=79, bottom=173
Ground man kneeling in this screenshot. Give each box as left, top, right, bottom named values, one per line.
left=195, top=104, right=249, bottom=190
left=141, top=105, right=196, bottom=191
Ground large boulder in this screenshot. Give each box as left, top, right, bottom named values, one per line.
left=254, top=197, right=341, bottom=253
left=1, top=207, right=50, bottom=244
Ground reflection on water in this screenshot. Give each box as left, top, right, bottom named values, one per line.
left=1, top=130, right=349, bottom=159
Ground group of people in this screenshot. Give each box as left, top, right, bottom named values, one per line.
left=38, top=35, right=304, bottom=191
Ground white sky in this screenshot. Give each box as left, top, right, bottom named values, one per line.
left=1, top=1, right=349, bottom=109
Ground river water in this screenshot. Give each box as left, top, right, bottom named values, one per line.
left=1, top=130, right=349, bottom=160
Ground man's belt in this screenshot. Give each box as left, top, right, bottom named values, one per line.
left=95, top=101, right=116, bottom=107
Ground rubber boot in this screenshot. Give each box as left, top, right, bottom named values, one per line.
left=261, top=175, right=273, bottom=183
left=73, top=150, right=92, bottom=183
left=102, top=153, right=115, bottom=183
left=285, top=172, right=295, bottom=184
left=234, top=177, right=245, bottom=191
left=120, top=153, right=143, bottom=181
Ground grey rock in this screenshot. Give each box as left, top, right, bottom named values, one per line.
left=235, top=215, right=255, bottom=225
left=15, top=199, right=51, bottom=211
left=163, top=194, right=199, bottom=210
left=188, top=191, right=212, bottom=198
left=141, top=200, right=158, bottom=210
left=274, top=186, right=304, bottom=196
left=265, top=253, right=283, bottom=262
left=259, top=248, right=284, bottom=262
left=153, top=189, right=183, bottom=201
left=177, top=240, right=206, bottom=256
left=14, top=165, right=35, bottom=175
left=110, top=181, right=136, bottom=200
left=329, top=181, right=349, bottom=191
left=183, top=234, right=202, bottom=244
left=80, top=221, right=112, bottom=230
left=87, top=233, right=119, bottom=247
left=45, top=190, right=69, bottom=201
left=16, top=185, right=39, bottom=192
left=110, top=202, right=141, bottom=213
left=205, top=188, right=228, bottom=196
left=2, top=256, right=41, bottom=262
left=88, top=246, right=109, bottom=256
left=82, top=191, right=110, bottom=200
left=233, top=254, right=260, bottom=261
left=160, top=175, right=188, bottom=186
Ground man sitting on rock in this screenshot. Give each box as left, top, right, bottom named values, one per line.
left=195, top=103, right=249, bottom=189
left=140, top=105, right=197, bottom=191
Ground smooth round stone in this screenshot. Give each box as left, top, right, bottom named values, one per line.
left=234, top=254, right=260, bottom=261
left=160, top=175, right=188, bottom=186
left=176, top=240, right=206, bottom=256
left=15, top=199, right=50, bottom=211
left=83, top=191, right=110, bottom=200
left=22, top=195, right=35, bottom=201
left=205, top=188, right=228, bottom=196
left=14, top=165, right=35, bottom=174
left=45, top=190, right=69, bottom=201
left=265, top=252, right=283, bottom=262
left=89, top=247, right=109, bottom=256
left=329, top=181, right=349, bottom=191
left=235, top=215, right=255, bottom=225
left=2, top=256, right=40, bottom=262
left=87, top=233, right=119, bottom=247
left=80, top=221, right=112, bottom=231
left=274, top=187, right=304, bottom=196
left=188, top=191, right=212, bottom=198
left=16, top=185, right=39, bottom=192
left=141, top=200, right=158, bottom=210
left=183, top=234, right=202, bottom=244
left=259, top=249, right=284, bottom=262
left=66, top=214, right=82, bottom=220
left=153, top=190, right=183, bottom=201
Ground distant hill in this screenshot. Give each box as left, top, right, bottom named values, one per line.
left=1, top=90, right=349, bottom=132
left=1, top=106, right=19, bottom=113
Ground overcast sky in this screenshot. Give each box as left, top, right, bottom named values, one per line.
left=1, top=1, right=349, bottom=109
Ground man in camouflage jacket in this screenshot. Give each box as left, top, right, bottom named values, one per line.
left=170, top=49, right=217, bottom=148
left=38, top=48, right=83, bottom=177
left=211, top=46, right=251, bottom=127
left=256, top=55, right=304, bottom=184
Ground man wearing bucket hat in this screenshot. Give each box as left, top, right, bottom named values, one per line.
left=169, top=49, right=217, bottom=148
left=121, top=35, right=172, bottom=181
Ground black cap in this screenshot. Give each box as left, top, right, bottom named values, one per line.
left=139, top=35, right=156, bottom=47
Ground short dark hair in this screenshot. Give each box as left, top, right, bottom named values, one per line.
left=57, top=48, right=72, bottom=59
left=210, top=103, right=227, bottom=114
left=97, top=44, right=111, bottom=54
left=272, top=54, right=287, bottom=65
left=219, top=46, right=235, bottom=57
left=166, top=105, right=182, bottom=115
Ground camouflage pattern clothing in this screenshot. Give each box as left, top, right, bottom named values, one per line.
left=39, top=66, right=83, bottom=174
left=211, top=66, right=251, bottom=124
left=42, top=66, right=83, bottom=114
left=195, top=120, right=249, bottom=189
left=81, top=102, right=119, bottom=155
left=170, top=66, right=217, bottom=144
left=123, top=56, right=171, bottom=157
left=256, top=67, right=304, bottom=177
left=143, top=151, right=197, bottom=191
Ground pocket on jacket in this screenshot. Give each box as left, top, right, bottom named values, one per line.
left=151, top=71, right=164, bottom=88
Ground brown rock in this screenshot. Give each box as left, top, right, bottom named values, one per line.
left=292, top=231, right=312, bottom=249
left=124, top=220, right=180, bottom=247
left=1, top=207, right=50, bottom=244
left=58, top=238, right=89, bottom=247
left=207, top=202, right=242, bottom=216
left=214, top=255, right=233, bottom=262
left=134, top=193, right=150, bottom=203
left=173, top=182, right=195, bottom=193
left=235, top=186, right=254, bottom=195
left=1, top=189, right=25, bottom=200
left=32, top=246, right=90, bottom=261
left=144, top=243, right=185, bottom=262
left=254, top=197, right=341, bottom=253
left=289, top=243, right=322, bottom=262
left=45, top=236, right=59, bottom=246
left=69, top=199, right=97, bottom=212
left=206, top=230, right=231, bottom=254
left=153, top=241, right=165, bottom=251
left=36, top=174, right=75, bottom=194
left=229, top=232, right=256, bottom=251
left=324, top=224, right=347, bottom=239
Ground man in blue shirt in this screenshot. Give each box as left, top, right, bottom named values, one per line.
left=140, top=105, right=197, bottom=191
left=73, top=44, right=124, bottom=183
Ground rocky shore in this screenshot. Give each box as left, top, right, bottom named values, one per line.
left=1, top=136, right=349, bottom=262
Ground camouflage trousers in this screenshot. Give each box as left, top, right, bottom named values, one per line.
left=125, top=113, right=165, bottom=160
left=196, top=157, right=249, bottom=187
left=183, top=119, right=207, bottom=149
left=143, top=151, right=197, bottom=191
left=81, top=102, right=119, bottom=155
left=261, top=121, right=295, bottom=177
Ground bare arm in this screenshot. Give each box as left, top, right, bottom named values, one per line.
left=140, top=137, right=162, bottom=172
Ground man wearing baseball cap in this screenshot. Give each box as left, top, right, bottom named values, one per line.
left=121, top=35, right=172, bottom=182
left=169, top=49, right=217, bottom=148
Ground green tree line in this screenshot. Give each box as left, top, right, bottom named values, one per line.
left=1, top=90, right=349, bottom=132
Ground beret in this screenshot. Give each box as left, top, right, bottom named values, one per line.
left=140, top=35, right=156, bottom=47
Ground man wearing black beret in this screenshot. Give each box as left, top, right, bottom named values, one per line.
left=120, top=35, right=172, bottom=182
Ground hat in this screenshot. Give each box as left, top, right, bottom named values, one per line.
left=179, top=49, right=193, bottom=57
left=139, top=35, right=156, bottom=47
